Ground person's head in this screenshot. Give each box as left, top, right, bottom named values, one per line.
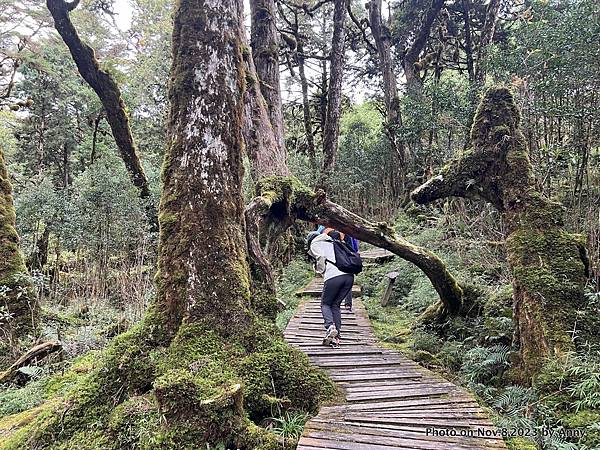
left=305, top=231, right=320, bottom=248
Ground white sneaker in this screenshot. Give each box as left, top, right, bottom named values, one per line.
left=322, top=325, right=338, bottom=346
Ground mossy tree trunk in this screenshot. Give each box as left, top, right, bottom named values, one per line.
left=1, top=2, right=336, bottom=448
left=411, top=87, right=590, bottom=381
left=0, top=145, right=37, bottom=355
left=402, top=0, right=445, bottom=95
left=46, top=0, right=151, bottom=201
left=240, top=23, right=291, bottom=319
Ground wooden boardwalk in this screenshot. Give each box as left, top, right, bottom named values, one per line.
left=360, top=248, right=396, bottom=263
left=285, top=285, right=506, bottom=450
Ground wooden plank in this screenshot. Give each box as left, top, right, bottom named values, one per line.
left=308, top=421, right=507, bottom=448
left=299, top=437, right=407, bottom=450
left=305, top=429, right=491, bottom=450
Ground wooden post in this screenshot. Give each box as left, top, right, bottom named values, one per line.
left=381, top=271, right=400, bottom=306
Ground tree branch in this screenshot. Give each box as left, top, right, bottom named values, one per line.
left=46, top=0, right=150, bottom=199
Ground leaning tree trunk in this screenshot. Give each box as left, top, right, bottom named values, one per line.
left=250, top=0, right=286, bottom=155
left=0, top=2, right=334, bottom=448
left=46, top=0, right=150, bottom=200
left=0, top=145, right=36, bottom=355
left=249, top=177, right=464, bottom=315
left=402, top=0, right=445, bottom=95
left=319, top=0, right=349, bottom=190
left=411, top=87, right=589, bottom=381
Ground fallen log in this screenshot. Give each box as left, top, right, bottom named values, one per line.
left=0, top=341, right=62, bottom=384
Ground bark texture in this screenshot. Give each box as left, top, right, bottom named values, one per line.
left=250, top=0, right=286, bottom=154
left=46, top=0, right=150, bottom=199
left=411, top=87, right=589, bottom=380
left=320, top=0, right=349, bottom=189
left=242, top=45, right=290, bottom=180
left=157, top=0, right=251, bottom=337
left=0, top=145, right=36, bottom=351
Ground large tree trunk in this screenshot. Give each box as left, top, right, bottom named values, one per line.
left=250, top=0, right=286, bottom=155
left=2, top=3, right=334, bottom=448
left=319, top=0, right=349, bottom=189
left=0, top=145, right=37, bottom=356
left=411, top=87, right=590, bottom=381
left=46, top=0, right=151, bottom=200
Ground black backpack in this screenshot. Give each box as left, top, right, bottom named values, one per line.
left=327, top=239, right=363, bottom=274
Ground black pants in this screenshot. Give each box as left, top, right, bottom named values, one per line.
left=321, top=274, right=354, bottom=337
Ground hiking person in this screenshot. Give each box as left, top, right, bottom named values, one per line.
left=306, top=230, right=362, bottom=347
left=318, top=227, right=359, bottom=311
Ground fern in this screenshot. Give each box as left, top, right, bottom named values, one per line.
left=459, top=344, right=511, bottom=384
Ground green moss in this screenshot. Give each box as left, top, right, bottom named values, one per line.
left=507, top=226, right=587, bottom=356
left=561, top=410, right=600, bottom=447
left=0, top=144, right=37, bottom=350
left=483, top=285, right=514, bottom=344
left=506, top=437, right=537, bottom=450
left=240, top=338, right=337, bottom=421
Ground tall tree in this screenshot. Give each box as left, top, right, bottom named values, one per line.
left=412, top=87, right=590, bottom=380
left=1, top=2, right=333, bottom=447
left=366, top=0, right=407, bottom=183
left=320, top=0, right=349, bottom=189
left=46, top=0, right=151, bottom=199
left=250, top=0, right=286, bottom=155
